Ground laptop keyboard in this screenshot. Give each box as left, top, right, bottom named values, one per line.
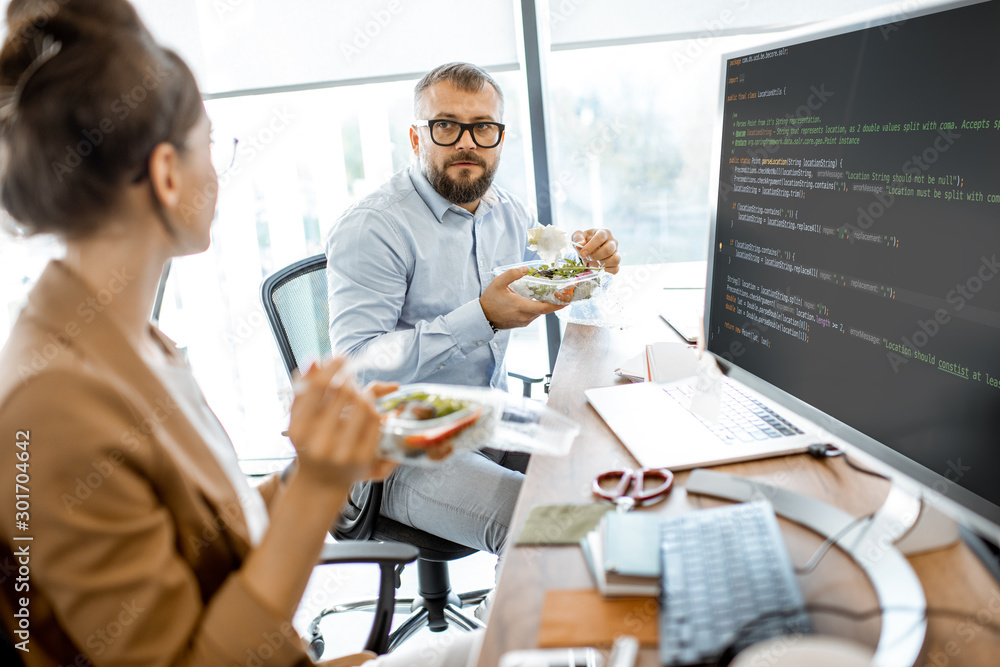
left=659, top=502, right=812, bottom=666
left=663, top=380, right=803, bottom=444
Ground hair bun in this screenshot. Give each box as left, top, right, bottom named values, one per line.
left=0, top=0, right=204, bottom=240
left=6, top=0, right=147, bottom=36
left=2, top=0, right=148, bottom=95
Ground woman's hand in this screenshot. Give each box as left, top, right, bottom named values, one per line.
left=286, top=358, right=381, bottom=489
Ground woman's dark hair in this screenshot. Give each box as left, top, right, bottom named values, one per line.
left=0, top=0, right=204, bottom=239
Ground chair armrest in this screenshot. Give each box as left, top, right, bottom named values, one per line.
left=508, top=370, right=547, bottom=398
left=508, top=370, right=546, bottom=384
left=317, top=541, right=418, bottom=655
left=319, top=541, right=418, bottom=567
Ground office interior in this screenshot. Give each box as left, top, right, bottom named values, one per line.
left=2, top=1, right=1000, bottom=665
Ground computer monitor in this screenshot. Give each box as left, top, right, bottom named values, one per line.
left=705, top=0, right=1000, bottom=559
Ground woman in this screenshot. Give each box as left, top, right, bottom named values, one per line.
left=0, top=1, right=475, bottom=665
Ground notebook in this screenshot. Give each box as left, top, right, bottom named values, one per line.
left=585, top=376, right=816, bottom=470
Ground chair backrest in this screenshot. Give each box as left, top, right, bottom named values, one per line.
left=260, top=254, right=479, bottom=556
left=261, top=253, right=382, bottom=541
left=260, top=254, right=331, bottom=380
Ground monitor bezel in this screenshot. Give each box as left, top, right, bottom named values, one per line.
left=702, top=0, right=1000, bottom=546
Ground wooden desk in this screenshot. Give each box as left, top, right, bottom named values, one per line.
left=476, top=265, right=1000, bottom=667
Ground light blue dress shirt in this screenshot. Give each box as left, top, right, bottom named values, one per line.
left=325, top=165, right=540, bottom=390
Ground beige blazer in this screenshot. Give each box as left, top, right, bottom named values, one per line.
left=0, top=261, right=365, bottom=667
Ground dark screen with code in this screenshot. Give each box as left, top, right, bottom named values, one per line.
left=708, top=0, right=1000, bottom=513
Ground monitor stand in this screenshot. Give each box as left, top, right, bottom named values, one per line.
left=860, top=483, right=959, bottom=556
left=686, top=468, right=933, bottom=667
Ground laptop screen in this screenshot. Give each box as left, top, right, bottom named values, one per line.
left=705, top=0, right=1000, bottom=531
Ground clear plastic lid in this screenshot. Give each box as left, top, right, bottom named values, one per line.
left=376, top=384, right=580, bottom=465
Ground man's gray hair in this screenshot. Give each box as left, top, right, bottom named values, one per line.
left=413, top=62, right=504, bottom=120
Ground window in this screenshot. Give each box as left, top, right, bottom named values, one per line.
left=547, top=37, right=760, bottom=265
left=3, top=0, right=914, bottom=463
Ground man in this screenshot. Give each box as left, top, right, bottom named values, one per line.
left=325, top=63, right=621, bottom=595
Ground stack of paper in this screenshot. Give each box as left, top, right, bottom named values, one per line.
left=580, top=512, right=661, bottom=597
left=614, top=341, right=699, bottom=383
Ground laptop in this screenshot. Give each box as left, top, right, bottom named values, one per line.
left=586, top=375, right=818, bottom=470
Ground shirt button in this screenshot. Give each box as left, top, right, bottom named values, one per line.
left=477, top=340, right=484, bottom=346
left=437, top=364, right=445, bottom=370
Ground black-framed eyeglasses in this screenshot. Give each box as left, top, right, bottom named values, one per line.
left=414, top=119, right=505, bottom=149
left=211, top=137, right=239, bottom=176
left=131, top=137, right=239, bottom=183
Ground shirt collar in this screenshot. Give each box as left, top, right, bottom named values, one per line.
left=408, top=164, right=498, bottom=223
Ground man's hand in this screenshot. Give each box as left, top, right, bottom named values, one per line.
left=480, top=266, right=566, bottom=330
left=572, top=228, right=621, bottom=274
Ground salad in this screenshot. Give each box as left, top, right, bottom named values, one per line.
left=378, top=389, right=486, bottom=460
left=506, top=258, right=606, bottom=305
left=374, top=383, right=581, bottom=466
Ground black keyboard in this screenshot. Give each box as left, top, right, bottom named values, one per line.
left=659, top=502, right=812, bottom=665
left=664, top=380, right=803, bottom=444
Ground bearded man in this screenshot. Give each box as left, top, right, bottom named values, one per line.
left=324, top=63, right=621, bottom=612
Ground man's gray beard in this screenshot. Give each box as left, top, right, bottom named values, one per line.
left=422, top=157, right=498, bottom=205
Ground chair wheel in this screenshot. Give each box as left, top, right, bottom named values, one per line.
left=308, top=635, right=325, bottom=660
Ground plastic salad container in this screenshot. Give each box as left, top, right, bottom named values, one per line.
left=376, top=383, right=579, bottom=465
left=494, top=259, right=609, bottom=306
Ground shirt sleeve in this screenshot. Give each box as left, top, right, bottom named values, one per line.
left=0, top=371, right=312, bottom=667
left=326, top=207, right=495, bottom=385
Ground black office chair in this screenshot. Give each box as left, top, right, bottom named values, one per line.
left=261, top=254, right=494, bottom=655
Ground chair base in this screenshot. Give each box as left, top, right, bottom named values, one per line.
left=308, top=588, right=489, bottom=658
left=387, top=594, right=486, bottom=651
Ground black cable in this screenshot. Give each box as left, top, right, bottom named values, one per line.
left=794, top=511, right=875, bottom=575
left=784, top=443, right=889, bottom=575
left=840, top=451, right=891, bottom=482
left=807, top=442, right=890, bottom=481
